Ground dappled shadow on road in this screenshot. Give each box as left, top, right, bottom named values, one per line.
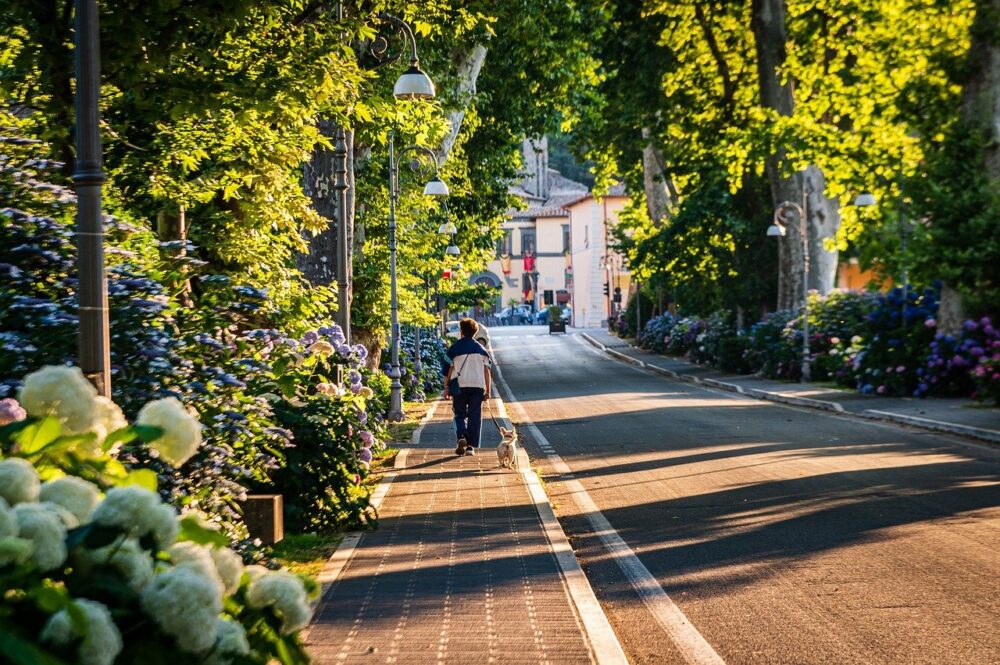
left=556, top=455, right=999, bottom=602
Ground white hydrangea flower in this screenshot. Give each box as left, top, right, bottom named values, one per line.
left=17, top=365, right=98, bottom=434
left=168, top=542, right=224, bottom=597
left=0, top=535, right=34, bottom=566
left=39, top=501, right=79, bottom=529
left=246, top=569, right=311, bottom=634
left=242, top=564, right=270, bottom=588
left=210, top=546, right=244, bottom=596
left=141, top=563, right=222, bottom=653
left=91, top=485, right=179, bottom=551
left=39, top=476, right=101, bottom=524
left=0, top=458, right=40, bottom=505
left=75, top=537, right=155, bottom=592
left=41, top=598, right=123, bottom=665
left=205, top=617, right=250, bottom=664
left=91, top=396, right=128, bottom=449
left=0, top=497, right=34, bottom=567
left=137, top=397, right=202, bottom=467
left=0, top=497, right=15, bottom=538
left=13, top=503, right=67, bottom=571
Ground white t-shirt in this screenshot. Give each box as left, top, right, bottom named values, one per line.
left=447, top=337, right=491, bottom=390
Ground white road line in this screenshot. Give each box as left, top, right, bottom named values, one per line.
left=492, top=357, right=727, bottom=665
left=490, top=369, right=628, bottom=664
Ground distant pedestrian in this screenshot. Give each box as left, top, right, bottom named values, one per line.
left=443, top=318, right=491, bottom=456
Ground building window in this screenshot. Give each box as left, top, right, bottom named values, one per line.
left=584, top=225, right=589, bottom=248
left=543, top=290, right=554, bottom=306
left=562, top=224, right=570, bottom=253
left=497, top=230, right=512, bottom=257
left=520, top=228, right=536, bottom=256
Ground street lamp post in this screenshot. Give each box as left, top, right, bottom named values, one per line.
left=386, top=134, right=449, bottom=421
left=379, top=14, right=440, bottom=421
left=74, top=0, right=111, bottom=397
left=767, top=183, right=812, bottom=383
left=333, top=128, right=351, bottom=342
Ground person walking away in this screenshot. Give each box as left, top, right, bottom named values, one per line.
left=443, top=318, right=491, bottom=456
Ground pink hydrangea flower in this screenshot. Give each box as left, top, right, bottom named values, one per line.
left=0, top=398, right=27, bottom=426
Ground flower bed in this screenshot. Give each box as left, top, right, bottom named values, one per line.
left=630, top=287, right=998, bottom=405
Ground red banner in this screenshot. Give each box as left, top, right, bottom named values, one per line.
left=523, top=253, right=536, bottom=272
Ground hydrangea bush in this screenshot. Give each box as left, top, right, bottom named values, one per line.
left=629, top=286, right=996, bottom=404
left=0, top=367, right=314, bottom=664
left=2, top=139, right=394, bottom=540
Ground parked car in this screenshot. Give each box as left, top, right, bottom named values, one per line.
left=534, top=306, right=571, bottom=324
left=497, top=305, right=533, bottom=325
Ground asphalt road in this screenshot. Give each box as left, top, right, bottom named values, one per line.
left=489, top=326, right=1000, bottom=665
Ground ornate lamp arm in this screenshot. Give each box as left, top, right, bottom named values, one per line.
left=377, top=13, right=421, bottom=65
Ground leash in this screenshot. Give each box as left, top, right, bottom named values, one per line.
left=485, top=397, right=505, bottom=434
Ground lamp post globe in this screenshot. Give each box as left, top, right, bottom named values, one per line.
left=393, top=63, right=436, bottom=100
left=854, top=192, right=878, bottom=207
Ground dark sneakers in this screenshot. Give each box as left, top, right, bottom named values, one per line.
left=455, top=437, right=468, bottom=456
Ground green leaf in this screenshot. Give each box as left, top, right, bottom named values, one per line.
left=0, top=418, right=35, bottom=443
left=31, top=584, right=70, bottom=614
left=0, top=627, right=69, bottom=665
left=177, top=514, right=229, bottom=548
left=66, top=601, right=89, bottom=639
left=14, top=417, right=62, bottom=454
left=101, top=426, right=139, bottom=452
left=124, top=469, right=159, bottom=492
left=83, top=525, right=125, bottom=549
left=132, top=425, right=164, bottom=443
left=65, top=524, right=94, bottom=550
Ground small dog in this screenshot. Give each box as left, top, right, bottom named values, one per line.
left=496, top=426, right=519, bottom=469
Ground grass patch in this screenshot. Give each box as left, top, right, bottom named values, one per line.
left=271, top=533, right=344, bottom=577
left=384, top=397, right=437, bottom=444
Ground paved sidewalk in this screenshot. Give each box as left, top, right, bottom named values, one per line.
left=306, top=401, right=621, bottom=664
left=584, top=328, right=1000, bottom=443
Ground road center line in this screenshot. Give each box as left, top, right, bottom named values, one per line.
left=491, top=356, right=727, bottom=665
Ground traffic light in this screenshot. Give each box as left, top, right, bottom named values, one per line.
left=613, top=287, right=622, bottom=303
left=603, top=282, right=610, bottom=296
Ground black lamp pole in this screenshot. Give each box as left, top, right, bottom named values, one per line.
left=74, top=0, right=111, bottom=397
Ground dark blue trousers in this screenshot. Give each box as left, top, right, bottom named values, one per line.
left=452, top=387, right=485, bottom=448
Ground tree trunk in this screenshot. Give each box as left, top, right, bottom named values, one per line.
left=300, top=117, right=339, bottom=286
left=640, top=127, right=676, bottom=227
left=962, top=0, right=1000, bottom=175
left=352, top=326, right=383, bottom=372
left=438, top=45, right=488, bottom=163
left=751, top=0, right=840, bottom=310
left=804, top=165, right=841, bottom=295
left=941, top=0, right=1000, bottom=331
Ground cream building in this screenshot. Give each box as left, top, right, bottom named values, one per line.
left=471, top=137, right=630, bottom=328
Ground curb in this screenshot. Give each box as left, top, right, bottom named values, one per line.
left=492, top=358, right=630, bottom=664
left=745, top=388, right=845, bottom=413
left=860, top=410, right=1000, bottom=444
left=581, top=331, right=999, bottom=445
